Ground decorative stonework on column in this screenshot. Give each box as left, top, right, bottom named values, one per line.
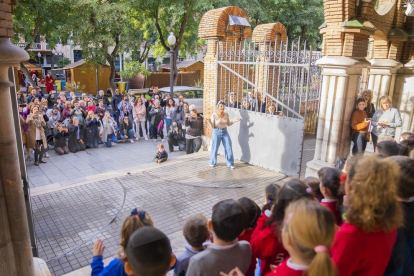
left=198, top=6, right=251, bottom=137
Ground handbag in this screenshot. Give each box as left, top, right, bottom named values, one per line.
left=368, top=121, right=374, bottom=133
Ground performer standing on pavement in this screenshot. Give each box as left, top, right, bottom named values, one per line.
left=209, top=100, right=242, bottom=169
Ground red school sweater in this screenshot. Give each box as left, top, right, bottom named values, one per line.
left=251, top=212, right=289, bottom=276
left=265, top=259, right=305, bottom=276
left=238, top=228, right=257, bottom=276
left=320, top=199, right=343, bottom=226
left=331, top=222, right=397, bottom=276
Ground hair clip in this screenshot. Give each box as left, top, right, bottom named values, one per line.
left=131, top=208, right=146, bottom=220
left=340, top=174, right=347, bottom=185
left=306, top=188, right=312, bottom=194
left=314, top=245, right=328, bottom=253
left=285, top=212, right=293, bottom=225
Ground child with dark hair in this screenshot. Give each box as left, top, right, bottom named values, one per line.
left=304, top=176, right=323, bottom=202
left=262, top=184, right=279, bottom=212
left=174, top=214, right=210, bottom=276
left=91, top=209, right=154, bottom=276
left=251, top=179, right=313, bottom=276
left=318, top=167, right=343, bottom=226
left=384, top=156, right=414, bottom=276
left=238, top=197, right=262, bottom=276
left=124, top=226, right=172, bottom=276
left=376, top=140, right=401, bottom=156
left=187, top=199, right=251, bottom=276
left=399, top=139, right=414, bottom=156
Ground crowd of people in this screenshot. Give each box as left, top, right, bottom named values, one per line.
left=90, top=138, right=414, bottom=276
left=18, top=86, right=205, bottom=166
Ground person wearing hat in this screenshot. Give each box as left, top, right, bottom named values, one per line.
left=209, top=101, right=242, bottom=169
left=227, top=92, right=239, bottom=109
left=184, top=104, right=203, bottom=154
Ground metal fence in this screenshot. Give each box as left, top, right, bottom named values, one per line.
left=216, top=37, right=322, bottom=175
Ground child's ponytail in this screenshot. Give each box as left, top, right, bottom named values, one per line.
left=307, top=246, right=335, bottom=276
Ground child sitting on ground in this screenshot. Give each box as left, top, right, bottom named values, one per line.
left=304, top=176, right=323, bottom=202
left=124, top=226, right=172, bottom=276
left=318, top=167, right=343, bottom=226
left=174, top=214, right=210, bottom=276
left=331, top=155, right=404, bottom=276
left=154, top=143, right=168, bottom=163
left=384, top=156, right=414, bottom=276
left=262, top=184, right=279, bottom=212
left=91, top=208, right=154, bottom=276
left=186, top=199, right=252, bottom=276
left=238, top=197, right=262, bottom=276
left=251, top=179, right=313, bottom=276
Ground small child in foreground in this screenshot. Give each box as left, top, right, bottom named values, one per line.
left=318, top=167, right=343, bottom=226
left=187, top=199, right=252, bottom=276
left=124, top=226, right=172, bottom=276
left=174, top=214, right=210, bottom=276
left=238, top=197, right=262, bottom=276
left=91, top=208, right=154, bottom=276
left=154, top=143, right=168, bottom=163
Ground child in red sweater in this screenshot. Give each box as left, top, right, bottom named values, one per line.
left=331, top=155, right=404, bottom=276
left=318, top=167, right=343, bottom=226
left=238, top=197, right=262, bottom=276
left=251, top=179, right=313, bottom=276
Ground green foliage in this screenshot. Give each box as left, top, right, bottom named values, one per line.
left=119, top=60, right=152, bottom=79
left=57, top=57, right=71, bottom=68
left=66, top=81, right=86, bottom=93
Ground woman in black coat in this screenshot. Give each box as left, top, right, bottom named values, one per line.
left=53, top=124, right=70, bottom=155
left=184, top=105, right=203, bottom=154
left=118, top=117, right=135, bottom=143
left=68, top=117, right=86, bottom=153
left=85, top=111, right=100, bottom=148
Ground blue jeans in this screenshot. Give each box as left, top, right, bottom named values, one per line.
left=114, top=111, right=120, bottom=128
left=166, top=118, right=172, bottom=135
left=120, top=129, right=134, bottom=140
left=209, top=128, right=234, bottom=166
left=105, top=134, right=118, bottom=147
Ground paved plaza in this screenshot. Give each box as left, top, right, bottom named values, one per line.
left=28, top=135, right=317, bottom=276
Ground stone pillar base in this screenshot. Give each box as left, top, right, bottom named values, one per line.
left=34, top=257, right=51, bottom=276
left=305, top=159, right=336, bottom=177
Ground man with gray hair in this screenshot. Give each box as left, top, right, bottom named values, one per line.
left=96, top=90, right=109, bottom=106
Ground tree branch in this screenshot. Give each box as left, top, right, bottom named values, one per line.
left=174, top=1, right=188, bottom=52
left=154, top=6, right=170, bottom=51
left=111, top=33, right=120, bottom=57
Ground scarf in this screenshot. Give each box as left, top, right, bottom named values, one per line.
left=34, top=114, right=42, bottom=129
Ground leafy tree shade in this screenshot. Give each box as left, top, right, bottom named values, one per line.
left=13, top=0, right=71, bottom=88
left=66, top=0, right=150, bottom=93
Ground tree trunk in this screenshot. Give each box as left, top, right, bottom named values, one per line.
left=19, top=62, right=37, bottom=90
left=108, top=59, right=117, bottom=94
left=172, top=51, right=178, bottom=85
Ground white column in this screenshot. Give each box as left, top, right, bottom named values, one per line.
left=306, top=56, right=369, bottom=177
left=368, top=59, right=402, bottom=107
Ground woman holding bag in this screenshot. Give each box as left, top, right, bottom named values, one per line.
left=209, top=101, right=242, bottom=169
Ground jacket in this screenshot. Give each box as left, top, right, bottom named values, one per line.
left=117, top=101, right=133, bottom=122
left=26, top=113, right=47, bottom=150
left=119, top=122, right=133, bottom=136
left=68, top=124, right=86, bottom=153
left=99, top=117, right=117, bottom=143
left=132, top=103, right=146, bottom=121
left=149, top=106, right=164, bottom=125
left=96, top=95, right=110, bottom=106
left=53, top=130, right=69, bottom=148
left=185, top=115, right=203, bottom=137
left=111, top=94, right=122, bottom=111
left=154, top=150, right=168, bottom=163
left=85, top=118, right=101, bottom=144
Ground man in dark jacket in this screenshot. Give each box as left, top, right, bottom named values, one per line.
left=111, top=89, right=122, bottom=127
left=97, top=90, right=110, bottom=106
left=184, top=105, right=203, bottom=154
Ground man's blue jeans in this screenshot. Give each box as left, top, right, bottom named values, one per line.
left=105, top=134, right=118, bottom=147
left=209, top=127, right=234, bottom=166
left=119, top=129, right=134, bottom=140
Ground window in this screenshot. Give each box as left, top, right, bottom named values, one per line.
left=196, top=90, right=203, bottom=98
left=73, top=50, right=83, bottom=62
left=183, top=91, right=195, bottom=99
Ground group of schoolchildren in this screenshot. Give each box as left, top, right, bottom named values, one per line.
left=90, top=138, right=414, bottom=276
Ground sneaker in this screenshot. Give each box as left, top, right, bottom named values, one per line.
left=26, top=156, right=32, bottom=162
left=145, top=137, right=148, bottom=141
left=130, top=139, right=134, bottom=144
left=209, top=164, right=216, bottom=167
left=229, top=165, right=235, bottom=169
left=135, top=137, right=139, bottom=141
left=153, top=139, right=157, bottom=142
left=162, top=139, right=165, bottom=142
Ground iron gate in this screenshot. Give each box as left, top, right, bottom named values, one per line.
left=215, top=37, right=321, bottom=176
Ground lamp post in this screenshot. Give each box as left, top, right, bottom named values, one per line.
left=167, top=32, right=176, bottom=96
left=37, top=52, right=41, bottom=69
left=51, top=49, right=55, bottom=77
